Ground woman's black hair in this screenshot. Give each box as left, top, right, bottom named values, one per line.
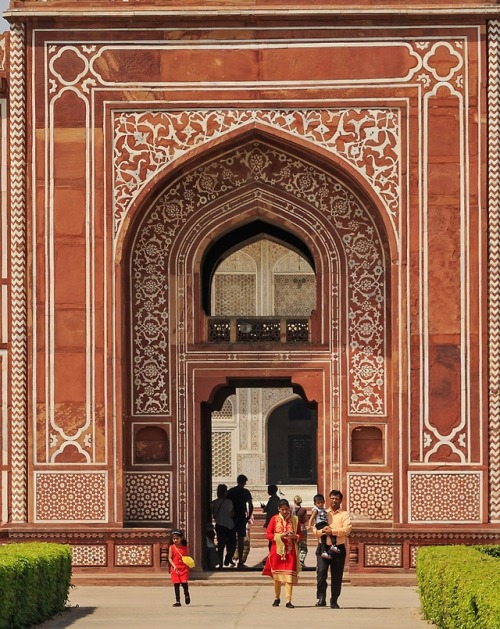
left=278, top=498, right=290, bottom=508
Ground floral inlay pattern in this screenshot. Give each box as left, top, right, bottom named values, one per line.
left=131, top=142, right=387, bottom=416
left=114, top=109, right=400, bottom=239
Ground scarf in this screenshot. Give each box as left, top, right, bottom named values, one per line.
left=274, top=513, right=299, bottom=561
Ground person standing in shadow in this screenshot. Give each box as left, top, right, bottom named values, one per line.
left=261, top=484, right=280, bottom=546
left=211, top=483, right=236, bottom=569
left=292, top=495, right=309, bottom=568
left=227, top=474, right=253, bottom=569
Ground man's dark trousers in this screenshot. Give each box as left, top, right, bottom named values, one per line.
left=316, top=543, right=346, bottom=605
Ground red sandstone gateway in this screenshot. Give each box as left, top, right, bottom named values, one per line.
left=0, top=0, right=498, bottom=577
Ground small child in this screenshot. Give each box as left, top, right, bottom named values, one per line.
left=168, top=528, right=192, bottom=607
left=307, top=494, right=340, bottom=559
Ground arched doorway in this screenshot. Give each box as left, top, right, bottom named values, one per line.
left=208, top=236, right=318, bottom=500
left=121, top=135, right=393, bottom=564
left=205, top=379, right=319, bottom=568
left=267, top=397, right=317, bottom=486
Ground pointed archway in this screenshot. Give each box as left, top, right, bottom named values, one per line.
left=120, top=134, right=394, bottom=563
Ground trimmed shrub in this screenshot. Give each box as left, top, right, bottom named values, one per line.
left=0, top=542, right=72, bottom=629
left=416, top=545, right=500, bottom=629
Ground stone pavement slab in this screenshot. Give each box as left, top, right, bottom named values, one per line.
left=38, top=585, right=433, bottom=628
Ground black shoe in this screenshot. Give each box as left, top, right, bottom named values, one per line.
left=330, top=602, right=340, bottom=609
left=272, top=599, right=280, bottom=607
left=173, top=602, right=181, bottom=607
left=185, top=595, right=191, bottom=605
left=315, top=598, right=326, bottom=607
left=286, top=602, right=295, bottom=609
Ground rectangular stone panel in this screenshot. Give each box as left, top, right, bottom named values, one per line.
left=125, top=472, right=171, bottom=521
left=409, top=472, right=481, bottom=522
left=347, top=473, right=393, bottom=521
left=115, top=544, right=153, bottom=567
left=35, top=471, right=107, bottom=522
left=71, top=545, right=107, bottom=567
left=364, top=544, right=403, bottom=568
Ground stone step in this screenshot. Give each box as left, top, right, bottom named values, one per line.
left=71, top=569, right=417, bottom=588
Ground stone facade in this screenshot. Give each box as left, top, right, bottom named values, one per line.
left=0, top=0, right=499, bottom=573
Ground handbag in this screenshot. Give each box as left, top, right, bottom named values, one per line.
left=174, top=545, right=195, bottom=568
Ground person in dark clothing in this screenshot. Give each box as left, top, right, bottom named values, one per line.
left=292, top=495, right=309, bottom=567
left=227, top=474, right=253, bottom=569
left=261, top=484, right=280, bottom=550
left=211, top=483, right=236, bottom=568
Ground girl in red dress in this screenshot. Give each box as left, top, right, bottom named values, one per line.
left=168, top=529, right=192, bottom=607
left=262, top=498, right=302, bottom=608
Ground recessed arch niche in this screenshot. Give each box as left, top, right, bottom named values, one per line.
left=202, top=219, right=316, bottom=314
left=122, top=135, right=392, bottom=526
left=210, top=236, right=316, bottom=318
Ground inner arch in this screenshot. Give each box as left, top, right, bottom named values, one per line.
left=202, top=219, right=316, bottom=313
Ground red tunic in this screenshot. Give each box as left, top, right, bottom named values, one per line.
left=169, top=543, right=191, bottom=584
left=262, top=514, right=302, bottom=584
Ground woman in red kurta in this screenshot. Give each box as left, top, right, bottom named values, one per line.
left=262, top=498, right=302, bottom=608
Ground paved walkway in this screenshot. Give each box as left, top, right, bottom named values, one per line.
left=39, top=583, right=432, bottom=628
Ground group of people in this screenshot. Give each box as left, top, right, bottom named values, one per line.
left=168, top=479, right=352, bottom=610
left=211, top=474, right=254, bottom=570
left=262, top=489, right=351, bottom=609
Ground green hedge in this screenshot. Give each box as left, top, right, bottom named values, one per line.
left=416, top=545, right=500, bottom=629
left=0, top=543, right=72, bottom=629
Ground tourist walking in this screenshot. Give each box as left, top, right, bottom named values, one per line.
left=168, top=529, right=192, bottom=607
left=227, top=474, right=253, bottom=569
left=314, top=490, right=352, bottom=609
left=262, top=498, right=302, bottom=609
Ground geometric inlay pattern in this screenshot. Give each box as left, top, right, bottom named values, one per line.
left=125, top=472, right=171, bottom=521
left=410, top=546, right=419, bottom=569
left=212, top=397, right=234, bottom=423
left=214, top=275, right=256, bottom=316
left=71, top=545, right=107, bottom=567
left=409, top=472, right=481, bottom=522
left=488, top=20, right=500, bottom=522
left=365, top=544, right=402, bottom=567
left=274, top=275, right=316, bottom=317
left=34, top=472, right=107, bottom=522
left=10, top=22, right=28, bottom=523
left=212, top=432, right=233, bottom=478
left=131, top=142, right=387, bottom=416
left=348, top=474, right=393, bottom=520
left=115, top=544, right=153, bottom=567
